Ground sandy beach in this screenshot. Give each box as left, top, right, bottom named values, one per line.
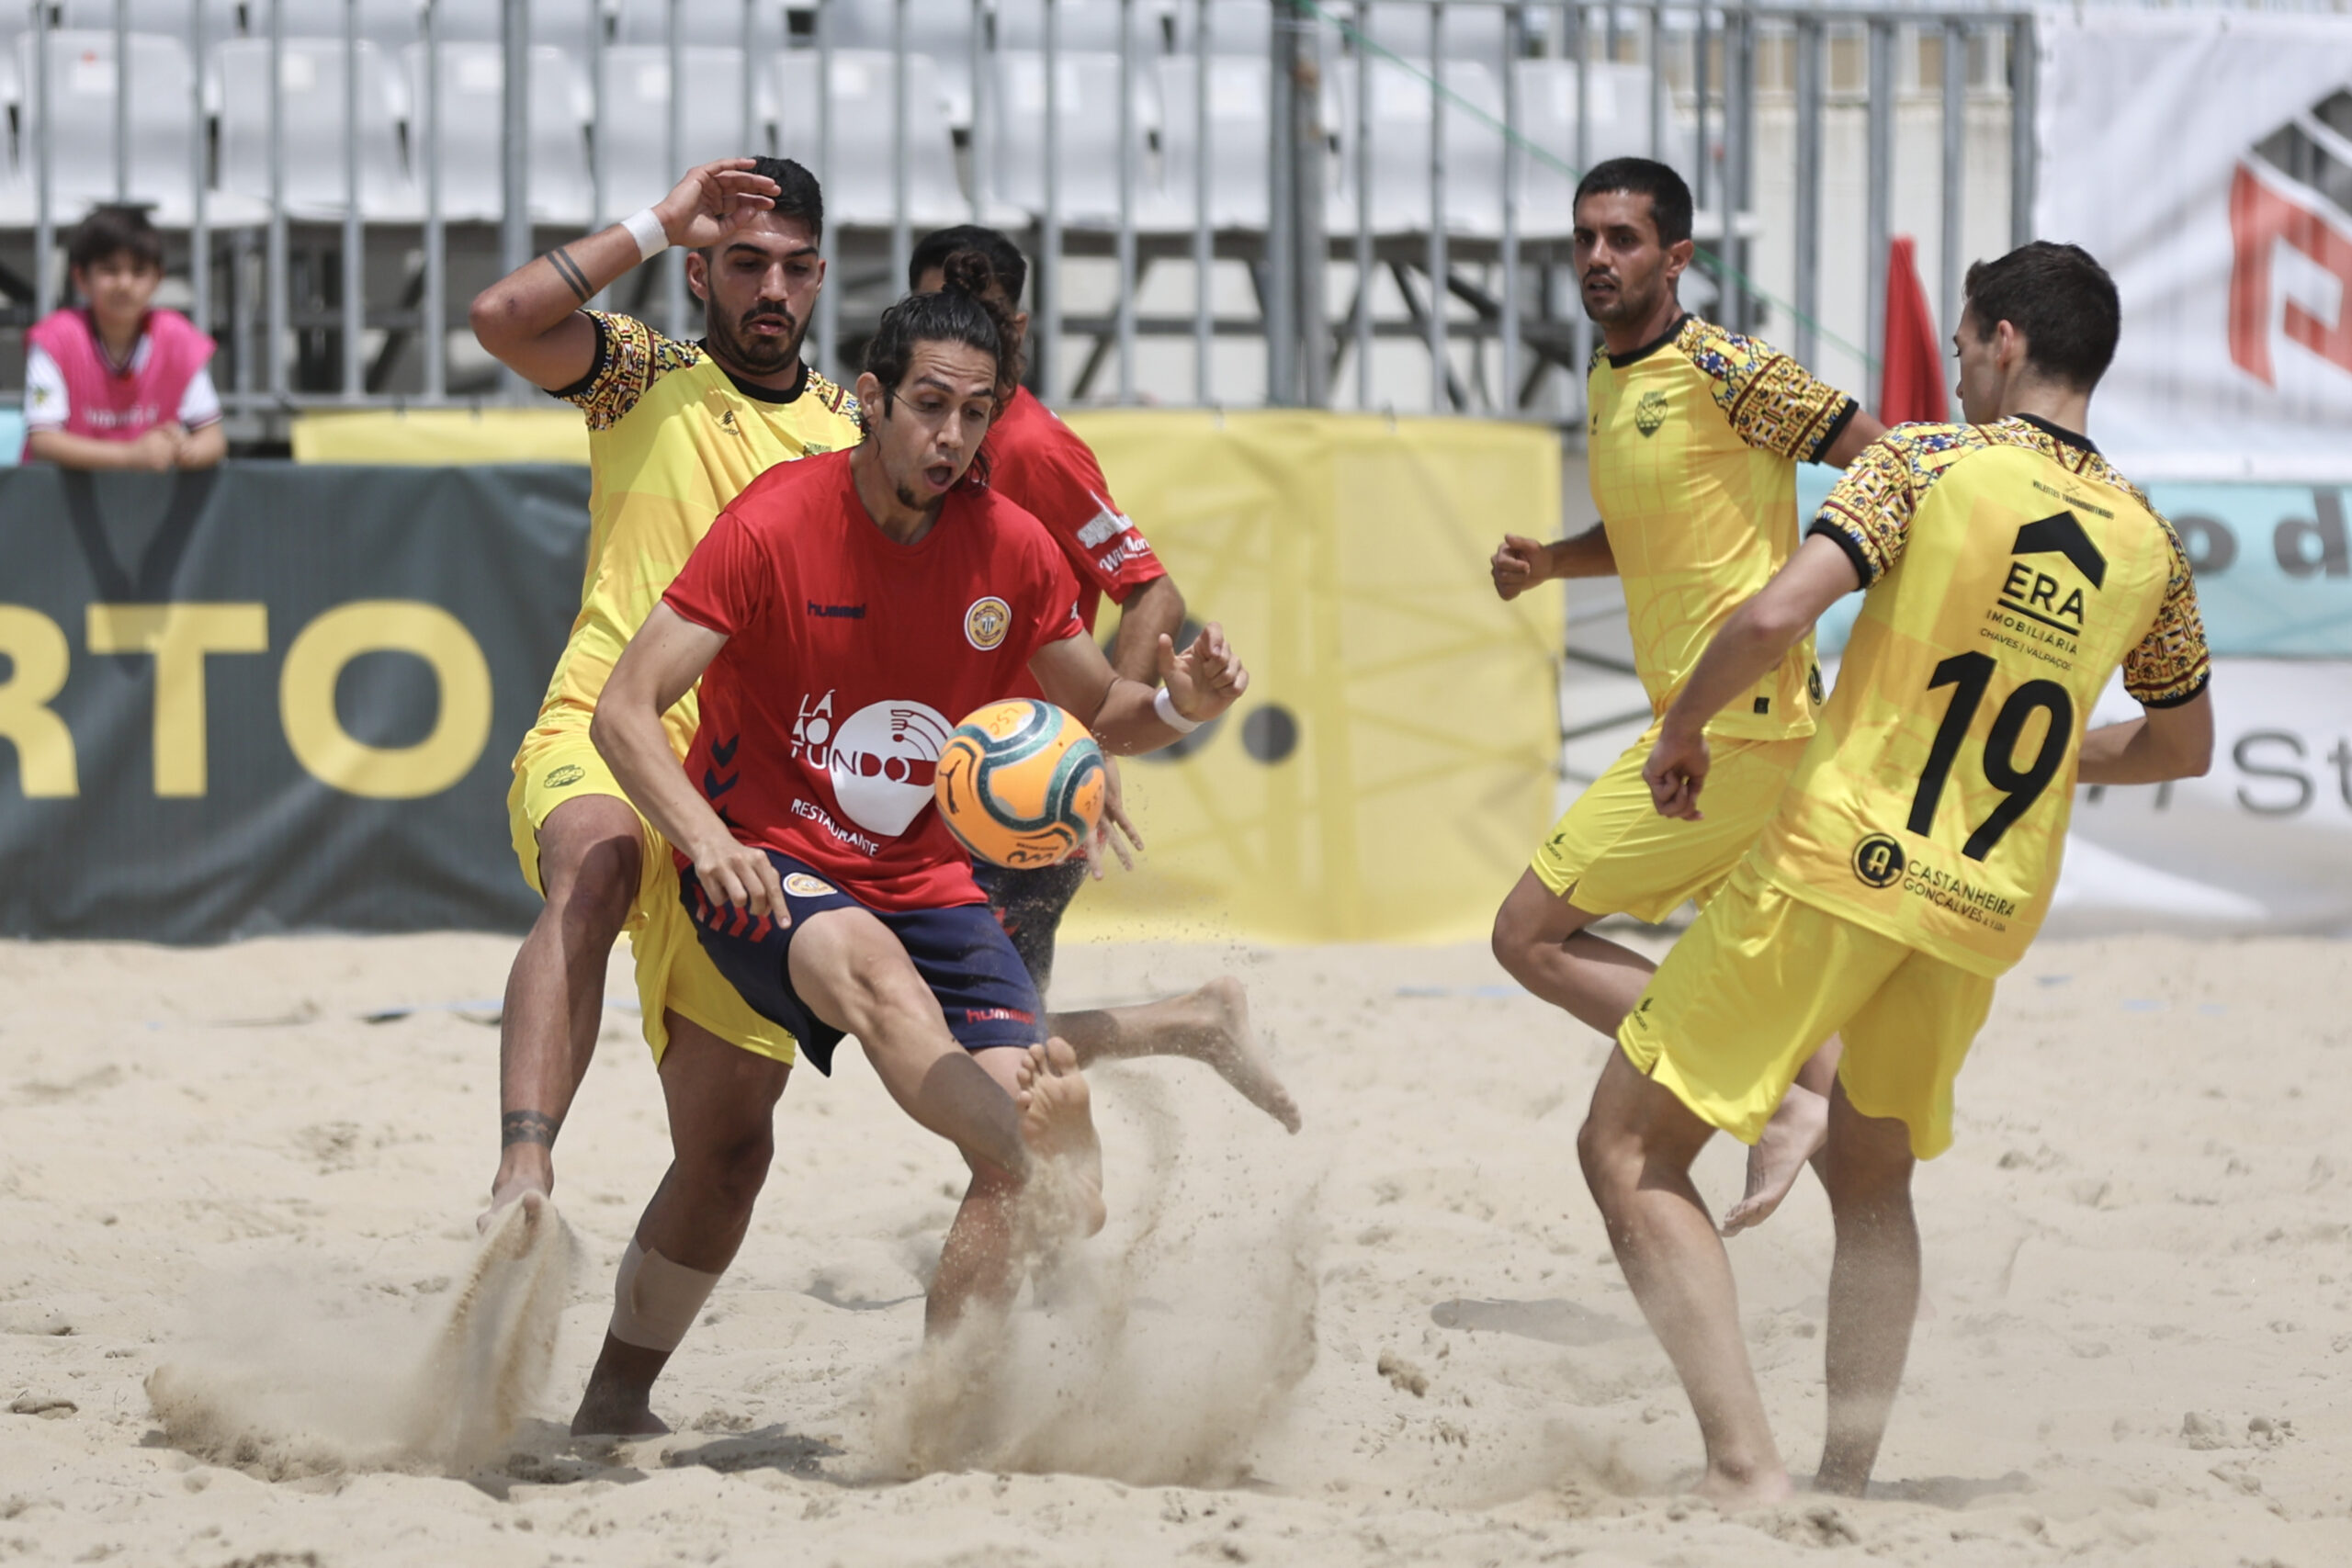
left=2, top=927, right=2348, bottom=1565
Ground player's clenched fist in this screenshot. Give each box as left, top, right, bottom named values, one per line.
left=1643, top=721, right=1712, bottom=821
left=1490, top=534, right=1552, bottom=601
left=1159, top=623, right=1250, bottom=726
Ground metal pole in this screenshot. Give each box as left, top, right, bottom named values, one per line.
left=112, top=0, right=128, bottom=202
left=1041, top=0, right=1063, bottom=400
left=1792, top=14, right=1818, bottom=369
left=32, top=0, right=50, bottom=317
left=1571, top=0, right=1589, bottom=414
left=1193, top=0, right=1213, bottom=402
left=1645, top=2, right=1660, bottom=161
left=269, top=0, right=288, bottom=400
left=1295, top=0, right=1326, bottom=406
left=742, top=0, right=759, bottom=156
left=190, top=0, right=210, bottom=336
left=664, top=0, right=686, bottom=337
left=343, top=0, right=364, bottom=399
left=1352, top=0, right=1371, bottom=408
left=1266, top=0, right=1294, bottom=405
left=1115, top=0, right=1137, bottom=402
left=817, top=0, right=838, bottom=380
left=1864, top=17, right=1891, bottom=396
left=1939, top=18, right=1964, bottom=339
left=425, top=0, right=447, bottom=399
left=587, top=0, right=605, bottom=306
left=892, top=0, right=910, bottom=295
left=1692, top=3, right=1709, bottom=215
left=1501, top=3, right=1522, bottom=414
left=1426, top=0, right=1445, bottom=412
left=2008, top=14, right=2034, bottom=248
left=970, top=0, right=989, bottom=220
left=1728, top=1, right=1752, bottom=331
left=503, top=0, right=534, bottom=398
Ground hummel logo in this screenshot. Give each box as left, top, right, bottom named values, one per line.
left=808, top=601, right=866, bottom=618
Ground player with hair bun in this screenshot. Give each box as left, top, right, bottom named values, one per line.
left=582, top=265, right=1251, bottom=1436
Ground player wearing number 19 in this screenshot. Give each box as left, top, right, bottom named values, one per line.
left=1581, top=242, right=2214, bottom=1506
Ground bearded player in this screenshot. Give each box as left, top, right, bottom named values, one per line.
left=1583, top=242, right=2211, bottom=1502
left=469, top=157, right=863, bottom=1226
left=910, top=225, right=1298, bottom=1134
left=582, top=265, right=1250, bottom=1434
left=1488, top=158, right=1884, bottom=1233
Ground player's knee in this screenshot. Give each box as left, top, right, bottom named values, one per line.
left=540, top=831, right=640, bottom=930
left=1575, top=1111, right=1628, bottom=1199
left=1818, top=1134, right=1913, bottom=1215
left=685, top=1124, right=775, bottom=1213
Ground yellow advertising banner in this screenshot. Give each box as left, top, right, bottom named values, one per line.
left=1059, top=410, right=1563, bottom=945
left=291, top=409, right=592, bottom=466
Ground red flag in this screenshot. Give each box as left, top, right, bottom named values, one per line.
left=1878, top=235, right=1951, bottom=425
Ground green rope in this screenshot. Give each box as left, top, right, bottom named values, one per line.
left=1284, top=0, right=1880, bottom=374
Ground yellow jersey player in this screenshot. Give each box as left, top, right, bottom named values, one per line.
left=1489, top=157, right=1883, bottom=1232
left=469, top=157, right=863, bottom=1228
left=1579, top=242, right=2213, bottom=1506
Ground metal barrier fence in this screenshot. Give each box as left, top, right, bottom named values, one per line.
left=0, top=0, right=2040, bottom=426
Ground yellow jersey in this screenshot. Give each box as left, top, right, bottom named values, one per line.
left=523, top=310, right=863, bottom=761
left=1586, top=314, right=1859, bottom=741
left=1756, top=415, right=2211, bottom=976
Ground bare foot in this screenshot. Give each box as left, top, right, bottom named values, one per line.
left=1014, top=1038, right=1107, bottom=1237
left=1721, top=1082, right=1828, bottom=1236
left=1181, top=977, right=1303, bottom=1134
left=1693, top=1461, right=1797, bottom=1510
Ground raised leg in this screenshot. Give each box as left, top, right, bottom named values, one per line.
left=1050, top=976, right=1300, bottom=1133
left=1722, top=1036, right=1843, bottom=1237
left=488, top=794, right=643, bottom=1225
left=570, top=1011, right=789, bottom=1437
left=1578, top=1047, right=1792, bottom=1507
left=1491, top=869, right=1657, bottom=1039
left=1814, top=1080, right=1919, bottom=1495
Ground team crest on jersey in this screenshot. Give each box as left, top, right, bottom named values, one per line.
left=965, top=595, right=1012, bottom=650
left=784, top=872, right=836, bottom=897
left=1852, top=834, right=1906, bottom=889
left=1634, top=390, right=1670, bottom=436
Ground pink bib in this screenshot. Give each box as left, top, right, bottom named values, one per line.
left=24, top=306, right=215, bottom=453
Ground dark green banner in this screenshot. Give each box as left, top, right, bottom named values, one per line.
left=0, top=463, right=589, bottom=940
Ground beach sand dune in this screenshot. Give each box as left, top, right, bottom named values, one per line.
left=0, top=931, right=2346, bottom=1565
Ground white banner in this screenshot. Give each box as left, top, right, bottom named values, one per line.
left=2036, top=10, right=2352, bottom=481
left=2051, top=659, right=2352, bottom=936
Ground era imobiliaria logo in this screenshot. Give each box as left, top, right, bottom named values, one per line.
left=2230, top=90, right=2352, bottom=387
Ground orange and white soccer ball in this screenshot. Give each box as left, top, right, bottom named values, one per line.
left=933, top=699, right=1107, bottom=868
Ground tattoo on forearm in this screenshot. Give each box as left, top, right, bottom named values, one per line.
left=547, top=245, right=594, bottom=305
left=502, top=1110, right=561, bottom=1148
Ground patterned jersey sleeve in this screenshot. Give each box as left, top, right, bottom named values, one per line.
left=1806, top=428, right=1926, bottom=585
left=548, top=310, right=704, bottom=431
left=1683, top=320, right=1860, bottom=463
left=2121, top=518, right=2213, bottom=709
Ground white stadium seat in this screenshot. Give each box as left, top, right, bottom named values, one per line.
left=216, top=37, right=417, bottom=220
left=595, top=45, right=768, bottom=215
left=403, top=41, right=594, bottom=224
left=986, top=50, right=1159, bottom=228
left=1329, top=56, right=1507, bottom=238
left=826, top=0, right=981, bottom=129
left=1510, top=60, right=1695, bottom=240
left=0, top=30, right=238, bottom=229
left=773, top=49, right=969, bottom=228
left=1150, top=53, right=1269, bottom=231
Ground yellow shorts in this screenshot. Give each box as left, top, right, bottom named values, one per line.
left=1618, top=862, right=1995, bottom=1158
left=508, top=727, right=797, bottom=1067
left=1531, top=729, right=1808, bottom=923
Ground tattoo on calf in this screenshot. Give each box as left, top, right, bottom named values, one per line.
left=502, top=1109, right=561, bottom=1148
left=547, top=245, right=594, bottom=305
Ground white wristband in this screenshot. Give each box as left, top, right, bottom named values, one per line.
left=1154, top=686, right=1203, bottom=735
left=620, top=207, right=669, bottom=264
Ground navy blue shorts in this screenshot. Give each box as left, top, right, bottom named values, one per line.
left=681, top=850, right=1046, bottom=1076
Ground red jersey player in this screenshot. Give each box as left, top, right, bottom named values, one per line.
left=908, top=227, right=1299, bottom=1135
left=585, top=261, right=1251, bottom=1435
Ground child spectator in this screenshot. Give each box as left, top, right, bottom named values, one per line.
left=23, top=206, right=224, bottom=471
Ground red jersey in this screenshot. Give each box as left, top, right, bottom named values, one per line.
left=983, top=388, right=1167, bottom=699
left=662, top=450, right=1085, bottom=910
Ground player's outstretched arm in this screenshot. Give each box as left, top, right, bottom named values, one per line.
left=1028, top=622, right=1249, bottom=756
left=2077, top=687, right=2214, bottom=785
left=1646, top=535, right=1861, bottom=819
left=468, top=159, right=780, bottom=390
left=592, top=604, right=787, bottom=918
left=1492, top=524, right=1614, bottom=601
